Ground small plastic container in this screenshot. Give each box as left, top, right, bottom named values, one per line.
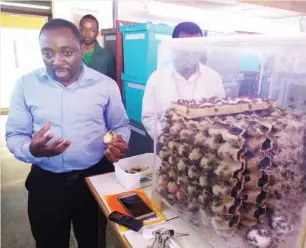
left=114, top=153, right=156, bottom=190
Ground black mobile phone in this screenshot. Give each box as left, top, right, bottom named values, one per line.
left=118, top=193, right=156, bottom=221
left=108, top=211, right=143, bottom=232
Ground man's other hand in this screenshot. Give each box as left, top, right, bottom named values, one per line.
left=29, top=121, right=71, bottom=157
left=104, top=135, right=128, bottom=162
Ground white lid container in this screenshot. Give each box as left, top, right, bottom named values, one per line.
left=114, top=153, right=158, bottom=190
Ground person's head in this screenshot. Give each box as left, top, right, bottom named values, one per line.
left=79, top=14, right=99, bottom=45
left=172, top=22, right=203, bottom=39
left=172, top=22, right=203, bottom=79
left=39, top=18, right=84, bottom=85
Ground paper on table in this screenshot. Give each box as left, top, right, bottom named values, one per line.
left=169, top=239, right=185, bottom=248
left=162, top=207, right=179, bottom=221
left=124, top=222, right=178, bottom=248
left=125, top=222, right=193, bottom=248
left=125, top=218, right=214, bottom=248
left=141, top=222, right=177, bottom=240
left=123, top=235, right=187, bottom=248
left=123, top=232, right=151, bottom=248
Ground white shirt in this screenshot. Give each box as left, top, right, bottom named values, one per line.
left=142, top=64, right=225, bottom=139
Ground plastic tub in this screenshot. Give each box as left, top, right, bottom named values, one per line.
left=114, top=153, right=156, bottom=190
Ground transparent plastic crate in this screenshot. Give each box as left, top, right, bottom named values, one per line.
left=151, top=34, right=306, bottom=248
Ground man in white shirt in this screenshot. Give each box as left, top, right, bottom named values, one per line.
left=142, top=22, right=225, bottom=139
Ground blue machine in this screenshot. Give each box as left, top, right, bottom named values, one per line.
left=240, top=54, right=260, bottom=71
left=120, top=22, right=173, bottom=78
left=120, top=22, right=173, bottom=123
left=122, top=73, right=147, bottom=123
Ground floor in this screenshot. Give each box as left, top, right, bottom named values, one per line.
left=1, top=115, right=123, bottom=248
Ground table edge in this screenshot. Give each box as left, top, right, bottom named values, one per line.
left=85, top=176, right=132, bottom=248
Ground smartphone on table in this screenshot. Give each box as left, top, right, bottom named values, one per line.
left=118, top=193, right=156, bottom=221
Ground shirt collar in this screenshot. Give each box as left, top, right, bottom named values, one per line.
left=94, top=41, right=104, bottom=55
left=38, top=67, right=50, bottom=81
left=78, top=64, right=99, bottom=82
left=38, top=63, right=98, bottom=83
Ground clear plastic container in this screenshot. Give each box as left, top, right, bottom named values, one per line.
left=152, top=34, right=306, bottom=248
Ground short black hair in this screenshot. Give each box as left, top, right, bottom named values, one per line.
left=39, top=18, right=83, bottom=44
left=172, top=22, right=203, bottom=38
left=79, top=14, right=99, bottom=30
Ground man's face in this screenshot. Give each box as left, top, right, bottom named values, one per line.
left=173, top=31, right=203, bottom=73
left=174, top=50, right=201, bottom=74
left=40, top=27, right=84, bottom=84
left=79, top=18, right=99, bottom=45
left=178, top=31, right=202, bottom=39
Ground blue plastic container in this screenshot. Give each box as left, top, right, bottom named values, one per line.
left=241, top=54, right=260, bottom=71
left=120, top=22, right=173, bottom=78
left=122, top=73, right=148, bottom=123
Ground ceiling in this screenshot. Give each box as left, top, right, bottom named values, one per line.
left=156, top=0, right=305, bottom=19
left=1, top=0, right=305, bottom=20
left=0, top=0, right=52, bottom=16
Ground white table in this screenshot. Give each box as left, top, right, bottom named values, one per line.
left=86, top=173, right=213, bottom=248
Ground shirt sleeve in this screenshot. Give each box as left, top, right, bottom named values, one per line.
left=5, top=77, right=43, bottom=164
left=105, top=80, right=131, bottom=143
left=141, top=74, right=162, bottom=140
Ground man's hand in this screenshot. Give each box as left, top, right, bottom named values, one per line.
left=104, top=135, right=128, bottom=162
left=29, top=121, right=71, bottom=157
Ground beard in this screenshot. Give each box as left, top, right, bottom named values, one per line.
left=175, top=59, right=198, bottom=72
left=173, top=52, right=200, bottom=79
left=52, top=68, right=73, bottom=83
left=176, top=65, right=198, bottom=80
left=83, top=39, right=95, bottom=46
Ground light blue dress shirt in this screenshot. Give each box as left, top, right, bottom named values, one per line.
left=6, top=65, right=130, bottom=173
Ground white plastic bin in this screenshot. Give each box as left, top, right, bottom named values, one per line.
left=114, top=153, right=157, bottom=190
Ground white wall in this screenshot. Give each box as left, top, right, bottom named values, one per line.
left=52, top=0, right=300, bottom=34
left=117, top=0, right=300, bottom=34
left=118, top=1, right=180, bottom=27
left=52, top=0, right=114, bottom=45
left=1, top=28, right=43, bottom=108
left=271, top=16, right=306, bottom=32
left=52, top=0, right=113, bottom=28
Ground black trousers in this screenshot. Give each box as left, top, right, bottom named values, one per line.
left=25, top=157, right=114, bottom=248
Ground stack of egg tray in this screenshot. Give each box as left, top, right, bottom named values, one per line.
left=155, top=97, right=306, bottom=248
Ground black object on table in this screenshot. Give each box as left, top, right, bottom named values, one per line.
left=108, top=211, right=143, bottom=232
left=126, top=120, right=154, bottom=158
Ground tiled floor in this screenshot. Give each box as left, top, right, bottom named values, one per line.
left=1, top=115, right=122, bottom=248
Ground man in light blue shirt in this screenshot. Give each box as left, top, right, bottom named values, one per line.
left=6, top=19, right=130, bottom=248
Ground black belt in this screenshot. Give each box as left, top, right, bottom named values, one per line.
left=63, top=171, right=84, bottom=181
left=32, top=157, right=113, bottom=181
left=31, top=165, right=98, bottom=181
